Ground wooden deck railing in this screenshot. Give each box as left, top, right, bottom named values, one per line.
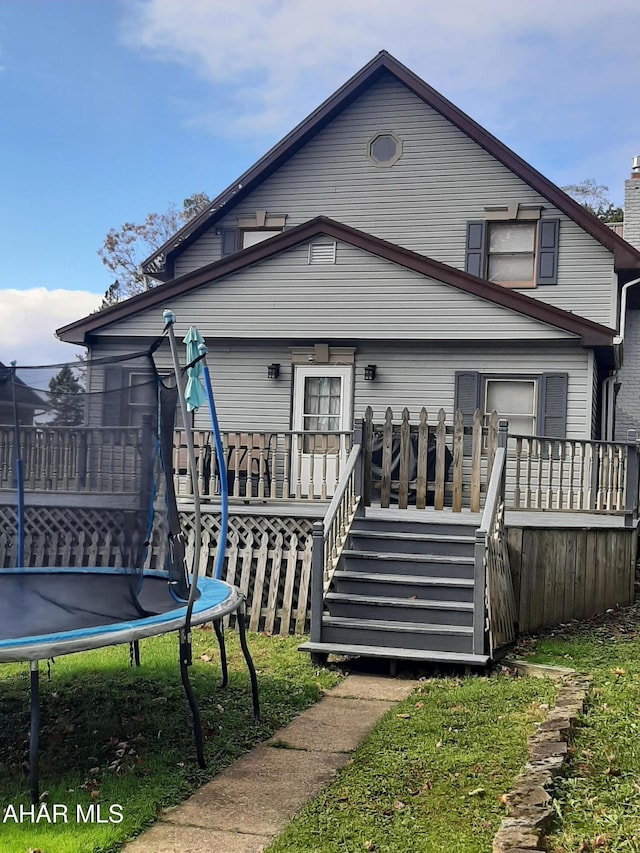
left=173, top=429, right=353, bottom=501
left=0, top=423, right=148, bottom=495
left=362, top=406, right=498, bottom=513
left=475, top=421, right=517, bottom=656
left=505, top=433, right=640, bottom=515
left=310, top=439, right=363, bottom=643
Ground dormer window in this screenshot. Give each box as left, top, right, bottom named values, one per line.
left=221, top=211, right=288, bottom=256
left=465, top=204, right=559, bottom=288
left=487, top=221, right=536, bottom=285
left=241, top=229, right=282, bottom=249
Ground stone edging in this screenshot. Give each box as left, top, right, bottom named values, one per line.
left=492, top=670, right=591, bottom=853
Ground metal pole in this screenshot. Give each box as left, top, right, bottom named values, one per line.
left=163, top=310, right=201, bottom=625
left=199, top=344, right=228, bottom=581
left=29, top=660, right=40, bottom=805
left=10, top=361, right=24, bottom=567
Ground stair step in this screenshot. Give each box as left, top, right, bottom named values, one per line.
left=356, top=517, right=478, bottom=537
left=351, top=530, right=475, bottom=542
left=331, top=571, right=474, bottom=602
left=321, top=615, right=474, bottom=653
left=299, top=640, right=489, bottom=667
left=332, top=571, right=474, bottom=587
left=342, top=550, right=475, bottom=580
left=326, top=593, right=473, bottom=610
left=349, top=530, right=475, bottom=556
left=325, top=593, right=473, bottom=625
left=343, top=550, right=474, bottom=564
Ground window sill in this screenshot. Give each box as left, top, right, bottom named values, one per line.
left=490, top=280, right=537, bottom=289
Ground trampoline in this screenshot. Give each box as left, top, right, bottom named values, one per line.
left=0, top=311, right=259, bottom=803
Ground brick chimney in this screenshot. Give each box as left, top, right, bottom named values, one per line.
left=624, top=155, right=640, bottom=250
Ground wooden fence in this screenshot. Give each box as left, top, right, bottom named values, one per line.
left=173, top=429, right=352, bottom=501
left=506, top=525, right=637, bottom=633
left=0, top=505, right=314, bottom=636
left=0, top=423, right=149, bottom=495
left=362, top=406, right=499, bottom=512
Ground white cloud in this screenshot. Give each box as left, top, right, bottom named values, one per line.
left=0, top=289, right=101, bottom=366
left=120, top=0, right=640, bottom=143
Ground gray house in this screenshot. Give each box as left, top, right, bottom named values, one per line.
left=55, top=52, right=640, bottom=665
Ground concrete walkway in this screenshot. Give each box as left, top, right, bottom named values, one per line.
left=123, top=673, right=419, bottom=853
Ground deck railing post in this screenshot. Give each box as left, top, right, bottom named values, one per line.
left=77, top=429, right=88, bottom=491
left=473, top=529, right=487, bottom=656
left=352, top=421, right=365, bottom=518
left=498, top=419, right=508, bottom=495
left=310, top=521, right=325, bottom=643
left=362, top=408, right=373, bottom=507
left=625, top=429, right=640, bottom=522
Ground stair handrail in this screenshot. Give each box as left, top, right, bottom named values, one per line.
left=310, top=438, right=363, bottom=643
left=473, top=419, right=517, bottom=656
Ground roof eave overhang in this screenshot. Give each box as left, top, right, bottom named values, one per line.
left=59, top=217, right=616, bottom=354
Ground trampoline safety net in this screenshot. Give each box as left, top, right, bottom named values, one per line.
left=0, top=345, right=194, bottom=644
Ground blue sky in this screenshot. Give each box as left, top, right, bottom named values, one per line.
left=1, top=0, right=639, bottom=363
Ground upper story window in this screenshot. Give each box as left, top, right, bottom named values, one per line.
left=241, top=229, right=282, bottom=249
left=221, top=210, right=288, bottom=256
left=368, top=132, right=402, bottom=167
left=487, top=221, right=536, bottom=286
left=465, top=204, right=559, bottom=288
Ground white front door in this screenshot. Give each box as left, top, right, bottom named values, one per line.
left=292, top=366, right=353, bottom=498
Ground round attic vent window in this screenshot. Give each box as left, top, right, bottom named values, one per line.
left=369, top=133, right=402, bottom=166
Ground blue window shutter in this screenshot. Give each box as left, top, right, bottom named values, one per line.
left=221, top=228, right=238, bottom=256
left=537, top=373, right=568, bottom=438
left=465, top=221, right=486, bottom=278
left=455, top=371, right=481, bottom=452
left=536, top=219, right=559, bottom=286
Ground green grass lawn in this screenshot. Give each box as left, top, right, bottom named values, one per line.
left=0, top=628, right=340, bottom=853
left=266, top=669, right=557, bottom=853
left=515, top=604, right=640, bottom=852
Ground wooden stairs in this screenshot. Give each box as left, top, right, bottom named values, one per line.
left=300, top=515, right=490, bottom=668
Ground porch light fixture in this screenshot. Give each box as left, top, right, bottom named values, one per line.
left=267, top=363, right=280, bottom=379
left=364, top=364, right=377, bottom=381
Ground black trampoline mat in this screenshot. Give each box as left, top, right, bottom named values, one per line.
left=0, top=570, right=191, bottom=642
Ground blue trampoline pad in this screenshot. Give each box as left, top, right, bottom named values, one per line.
left=0, top=569, right=242, bottom=662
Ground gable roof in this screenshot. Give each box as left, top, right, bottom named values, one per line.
left=59, top=216, right=616, bottom=352
left=0, top=363, right=48, bottom=413
left=141, top=50, right=640, bottom=279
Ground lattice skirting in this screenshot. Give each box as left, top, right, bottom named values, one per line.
left=0, top=505, right=314, bottom=636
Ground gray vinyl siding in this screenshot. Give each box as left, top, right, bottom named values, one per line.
left=351, top=343, right=591, bottom=439
left=87, top=337, right=591, bottom=439
left=105, top=242, right=578, bottom=343
left=173, top=73, right=615, bottom=327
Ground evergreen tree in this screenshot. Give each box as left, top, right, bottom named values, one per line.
left=48, top=366, right=85, bottom=426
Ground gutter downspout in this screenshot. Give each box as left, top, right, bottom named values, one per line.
left=604, top=276, right=640, bottom=440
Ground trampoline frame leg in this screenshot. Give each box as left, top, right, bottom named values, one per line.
left=179, top=628, right=206, bottom=769
left=29, top=660, right=40, bottom=805
left=237, top=602, right=260, bottom=721
left=212, top=619, right=228, bottom=688
left=130, top=640, right=141, bottom=667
